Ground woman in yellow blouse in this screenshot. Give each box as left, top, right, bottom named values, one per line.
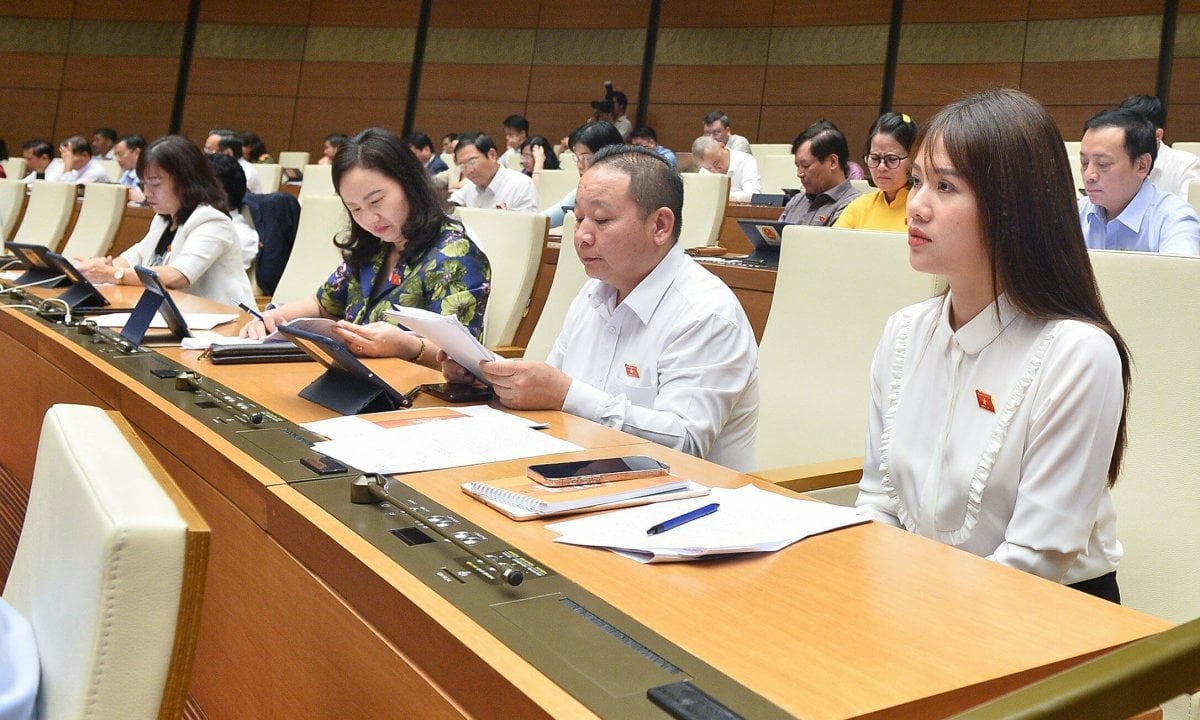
left=834, top=112, right=918, bottom=232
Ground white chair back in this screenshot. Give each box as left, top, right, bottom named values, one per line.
left=1171, top=141, right=1200, bottom=159
left=4, top=404, right=209, bottom=720
left=270, top=194, right=348, bottom=305
left=749, top=143, right=792, bottom=167
left=0, top=178, right=24, bottom=241
left=504, top=151, right=523, bottom=170
left=453, top=207, right=547, bottom=348
left=298, top=163, right=335, bottom=205
left=850, top=178, right=873, bottom=194
left=1187, top=179, right=1200, bottom=215
left=277, top=151, right=310, bottom=169
left=1065, top=141, right=1084, bottom=194
left=524, top=214, right=589, bottom=362
left=760, top=154, right=799, bottom=194
left=756, top=226, right=942, bottom=476
left=558, top=152, right=578, bottom=173
left=2, top=157, right=26, bottom=179
left=60, top=183, right=126, bottom=259
left=536, top=169, right=580, bottom=213
left=255, top=163, right=283, bottom=193
left=12, top=180, right=76, bottom=250
left=98, top=159, right=121, bottom=182
left=679, top=173, right=729, bottom=249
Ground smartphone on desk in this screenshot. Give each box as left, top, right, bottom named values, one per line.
left=420, top=382, right=493, bottom=404
left=527, top=455, right=669, bottom=488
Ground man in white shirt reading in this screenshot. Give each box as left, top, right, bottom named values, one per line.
left=57, top=136, right=111, bottom=184
left=440, top=145, right=760, bottom=470
left=449, top=132, right=539, bottom=212
left=702, top=110, right=751, bottom=154
left=692, top=135, right=762, bottom=202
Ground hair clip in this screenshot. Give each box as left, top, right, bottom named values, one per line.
left=901, top=113, right=912, bottom=124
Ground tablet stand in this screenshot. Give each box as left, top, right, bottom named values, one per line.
left=58, top=279, right=108, bottom=311
left=14, top=267, right=70, bottom=288
left=299, top=369, right=408, bottom=415
left=120, top=289, right=167, bottom=345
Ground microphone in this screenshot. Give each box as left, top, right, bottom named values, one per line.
left=352, top=474, right=524, bottom=586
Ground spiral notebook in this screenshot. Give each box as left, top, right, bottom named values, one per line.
left=462, top=474, right=708, bottom=521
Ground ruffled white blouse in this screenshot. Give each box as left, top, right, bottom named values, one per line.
left=856, top=293, right=1123, bottom=584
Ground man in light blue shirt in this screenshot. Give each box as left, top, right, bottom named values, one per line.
left=1078, top=107, right=1200, bottom=256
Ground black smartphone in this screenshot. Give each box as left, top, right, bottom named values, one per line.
left=527, top=455, right=669, bottom=488
left=420, top=382, right=493, bottom=404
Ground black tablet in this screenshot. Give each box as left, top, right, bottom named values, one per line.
left=44, top=251, right=111, bottom=311
left=120, top=265, right=192, bottom=345
left=3, top=242, right=70, bottom=287
left=274, top=323, right=411, bottom=415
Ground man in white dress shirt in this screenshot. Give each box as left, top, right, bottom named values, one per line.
left=114, top=134, right=146, bottom=202
left=204, top=129, right=262, bottom=194
left=692, top=135, right=762, bottom=202
left=57, top=136, right=111, bottom=184
left=1118, top=94, right=1200, bottom=199
left=19, top=139, right=57, bottom=184
left=448, top=132, right=538, bottom=212
left=702, top=110, right=751, bottom=154
left=440, top=145, right=760, bottom=470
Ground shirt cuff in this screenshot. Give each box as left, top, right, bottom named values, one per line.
left=561, top=379, right=612, bottom=426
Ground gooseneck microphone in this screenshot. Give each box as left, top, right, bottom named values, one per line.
left=351, top=474, right=524, bottom=586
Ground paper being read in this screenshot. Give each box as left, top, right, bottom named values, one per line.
left=385, top=306, right=498, bottom=381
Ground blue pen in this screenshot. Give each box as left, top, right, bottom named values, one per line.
left=646, top=502, right=720, bottom=535
left=237, top=302, right=264, bottom=322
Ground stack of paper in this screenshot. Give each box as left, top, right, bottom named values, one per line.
left=546, top=485, right=869, bottom=563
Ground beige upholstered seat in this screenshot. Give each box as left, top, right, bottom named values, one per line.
left=59, top=182, right=127, bottom=259
left=1186, top=179, right=1199, bottom=215
left=269, top=194, right=348, bottom=305
left=255, top=163, right=283, bottom=193
left=679, top=173, right=729, bottom=249
left=849, top=178, right=873, bottom=194
left=754, top=226, right=942, bottom=504
left=558, top=152, right=578, bottom=173
left=297, top=163, right=335, bottom=205
left=2, top=157, right=26, bottom=180
left=1065, top=140, right=1084, bottom=194
left=3, top=404, right=209, bottom=720
left=1171, top=141, right=1200, bottom=158
left=0, top=178, right=24, bottom=241
left=277, top=151, right=310, bottom=169
left=749, top=143, right=792, bottom=167
left=453, top=207, right=548, bottom=349
left=759, top=154, right=799, bottom=194
left=523, top=213, right=589, bottom=362
left=97, top=159, right=121, bottom=182
left=536, top=169, right=580, bottom=213
left=11, top=180, right=76, bottom=251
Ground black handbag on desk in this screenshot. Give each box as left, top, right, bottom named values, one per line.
left=203, top=342, right=312, bottom=364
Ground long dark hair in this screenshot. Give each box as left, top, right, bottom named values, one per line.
left=521, top=135, right=560, bottom=171
left=331, top=127, right=457, bottom=269
left=918, top=88, right=1130, bottom=486
left=138, top=135, right=229, bottom=225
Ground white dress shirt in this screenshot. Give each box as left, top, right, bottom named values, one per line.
left=700, top=148, right=761, bottom=202
left=120, top=204, right=255, bottom=307
left=58, top=157, right=110, bottom=184
left=1149, top=142, right=1200, bottom=198
left=1079, top=178, right=1200, bottom=256
left=0, top=599, right=37, bottom=720
left=549, top=244, right=759, bottom=471
left=726, top=133, right=751, bottom=154
left=449, top=166, right=539, bottom=212
left=857, top=293, right=1123, bottom=585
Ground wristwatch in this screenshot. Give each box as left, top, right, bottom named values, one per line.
left=112, top=267, right=125, bottom=283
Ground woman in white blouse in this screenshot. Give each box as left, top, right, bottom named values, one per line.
left=855, top=88, right=1131, bottom=603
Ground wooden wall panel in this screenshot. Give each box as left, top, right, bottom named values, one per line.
left=61, top=56, right=179, bottom=95
left=893, top=63, right=1024, bottom=106
left=297, top=62, right=412, bottom=100
left=0, top=52, right=66, bottom=89
left=54, top=90, right=175, bottom=145
left=180, top=94, right=298, bottom=152
left=1021, top=60, right=1159, bottom=107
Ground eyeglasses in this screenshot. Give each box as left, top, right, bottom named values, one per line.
left=864, top=153, right=908, bottom=169
left=456, top=156, right=483, bottom=172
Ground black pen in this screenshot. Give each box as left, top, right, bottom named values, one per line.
left=237, top=302, right=264, bottom=322
left=646, top=502, right=720, bottom=535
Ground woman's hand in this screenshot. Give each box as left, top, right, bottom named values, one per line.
left=437, top=349, right=477, bottom=385
left=239, top=307, right=289, bottom=339
left=77, top=257, right=123, bottom=285
left=531, top=144, right=546, bottom=173
left=333, top=321, right=419, bottom=359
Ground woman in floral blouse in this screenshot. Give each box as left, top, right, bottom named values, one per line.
left=241, top=128, right=490, bottom=369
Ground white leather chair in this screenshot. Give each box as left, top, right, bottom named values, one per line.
left=679, top=173, right=729, bottom=249
left=255, top=163, right=283, bottom=193
left=760, top=154, right=799, bottom=194
left=270, top=194, right=348, bottom=305
left=0, top=178, right=24, bottom=241
left=753, top=226, right=943, bottom=504
left=536, top=169, right=580, bottom=213
left=3, top=404, right=209, bottom=720
left=59, top=182, right=127, bottom=259
left=97, top=159, right=121, bottom=182
left=558, top=152, right=578, bottom=173
left=1085, top=250, right=1200, bottom=720
left=523, top=213, right=589, bottom=362
left=453, top=207, right=548, bottom=349
left=750, top=143, right=793, bottom=167
left=297, top=163, right=335, bottom=205
left=1065, top=140, right=1084, bottom=194
left=1186, top=179, right=1199, bottom=215
left=277, top=150, right=310, bottom=169
left=11, top=180, right=76, bottom=251
left=1171, top=141, right=1200, bottom=159
left=2, top=157, right=26, bottom=180
left=850, top=178, right=873, bottom=194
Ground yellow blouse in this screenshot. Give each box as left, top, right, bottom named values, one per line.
left=832, top=186, right=909, bottom=232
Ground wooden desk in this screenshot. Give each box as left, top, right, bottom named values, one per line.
left=0, top=288, right=1172, bottom=719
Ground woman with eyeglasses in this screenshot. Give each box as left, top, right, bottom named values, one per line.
left=834, top=112, right=918, bottom=232
left=541, top=121, right=624, bottom=228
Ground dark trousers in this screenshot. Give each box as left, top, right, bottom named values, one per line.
left=1069, top=571, right=1121, bottom=604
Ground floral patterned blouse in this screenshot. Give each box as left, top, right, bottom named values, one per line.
left=316, top=221, right=490, bottom=340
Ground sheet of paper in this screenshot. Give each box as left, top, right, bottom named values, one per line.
left=384, top=306, right=498, bottom=381
left=546, top=484, right=869, bottom=563
left=89, top=312, right=238, bottom=330
left=309, top=415, right=582, bottom=474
